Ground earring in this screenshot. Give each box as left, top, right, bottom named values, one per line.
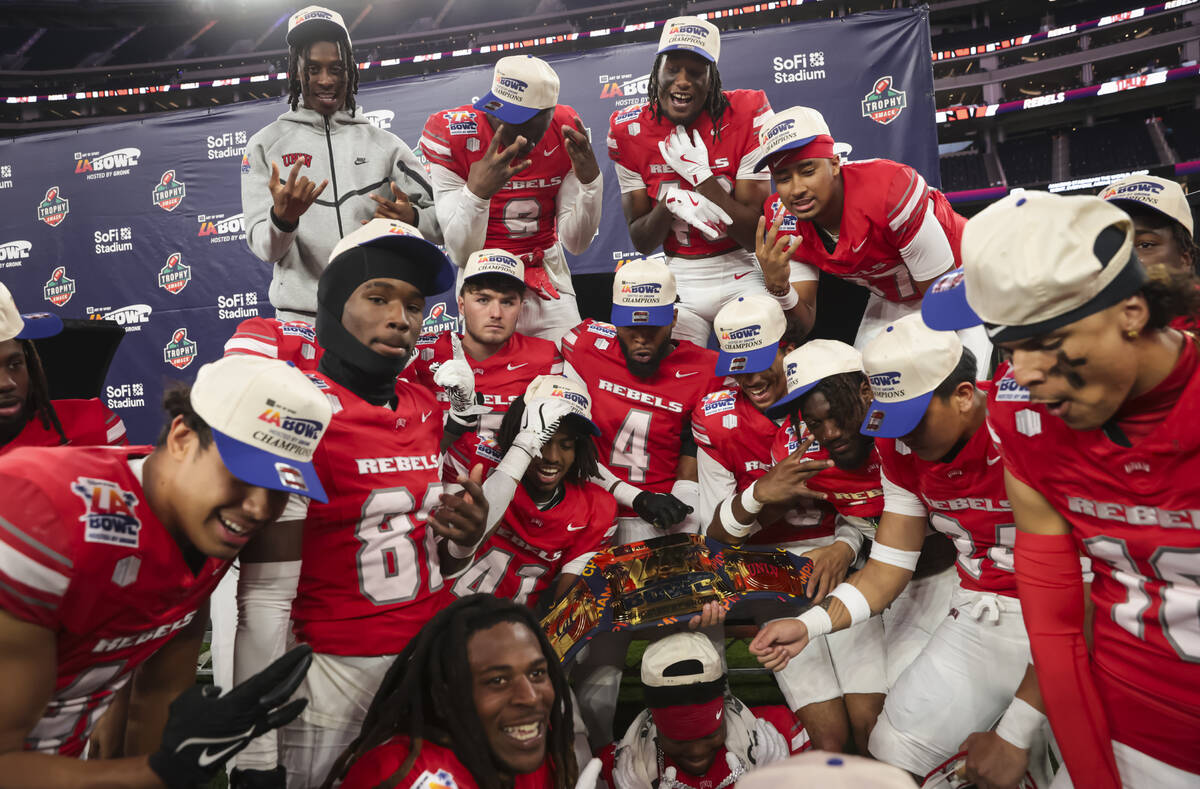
left=1126, top=329, right=1140, bottom=340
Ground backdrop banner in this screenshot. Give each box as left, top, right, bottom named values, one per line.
left=0, top=9, right=937, bottom=441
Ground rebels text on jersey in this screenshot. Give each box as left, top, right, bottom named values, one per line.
left=223, top=316, right=323, bottom=371
left=341, top=736, right=555, bottom=789
left=291, top=374, right=448, bottom=657
left=988, top=349, right=1200, bottom=772
left=451, top=481, right=617, bottom=607
left=561, top=320, right=725, bottom=516
left=404, top=330, right=562, bottom=477
left=420, top=104, right=580, bottom=258
left=0, top=446, right=227, bottom=755
left=1, top=398, right=127, bottom=456
left=771, top=420, right=885, bottom=521
left=877, top=382, right=1016, bottom=596
left=764, top=159, right=965, bottom=303
left=607, top=90, right=772, bottom=258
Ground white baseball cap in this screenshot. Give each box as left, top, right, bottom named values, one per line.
left=1100, top=174, right=1194, bottom=238
left=474, top=56, right=560, bottom=125
left=641, top=631, right=724, bottom=687
left=286, top=5, right=350, bottom=48
left=524, top=374, right=600, bottom=435
left=461, top=248, right=525, bottom=292
left=611, top=258, right=676, bottom=327
left=713, top=294, right=785, bottom=375
left=0, top=281, right=62, bottom=343
left=766, top=340, right=863, bottom=419
left=327, top=218, right=456, bottom=296
left=736, top=752, right=917, bottom=789
left=860, top=313, right=963, bottom=438
left=190, top=356, right=333, bottom=502
left=753, top=106, right=836, bottom=172
left=658, top=16, right=720, bottom=63
left=959, top=190, right=1146, bottom=343
left=919, top=268, right=981, bottom=332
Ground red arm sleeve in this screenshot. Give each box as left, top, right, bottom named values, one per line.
left=1015, top=530, right=1120, bottom=789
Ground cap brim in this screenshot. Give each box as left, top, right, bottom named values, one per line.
left=562, top=412, right=601, bottom=437
left=859, top=391, right=935, bottom=438
left=16, top=312, right=64, bottom=340
left=286, top=20, right=348, bottom=47
left=657, top=43, right=716, bottom=62
left=472, top=93, right=541, bottom=124
left=716, top=343, right=777, bottom=376
left=212, top=430, right=328, bottom=503
left=611, top=303, right=674, bottom=327
left=764, top=381, right=819, bottom=419
left=752, top=134, right=820, bottom=173
left=360, top=236, right=457, bottom=295
left=921, top=271, right=982, bottom=331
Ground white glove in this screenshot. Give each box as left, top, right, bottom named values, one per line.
left=657, top=124, right=714, bottom=187
left=661, top=186, right=732, bottom=241
left=433, top=334, right=490, bottom=420
left=497, top=397, right=576, bottom=481
left=574, top=758, right=603, bottom=789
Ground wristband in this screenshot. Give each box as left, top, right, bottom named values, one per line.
left=796, top=606, right=832, bottom=640
left=869, top=541, right=921, bottom=571
left=719, top=497, right=754, bottom=538
left=828, top=583, right=872, bottom=626
left=770, top=286, right=799, bottom=310
left=995, top=697, right=1046, bottom=751
left=740, top=482, right=764, bottom=515
left=447, top=538, right=482, bottom=559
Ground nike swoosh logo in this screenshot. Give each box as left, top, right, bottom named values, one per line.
left=544, top=145, right=560, bottom=156
left=851, top=238, right=867, bottom=253
left=675, top=371, right=699, bottom=378
left=566, top=523, right=586, bottom=531
left=197, top=740, right=244, bottom=768
left=986, top=455, right=1002, bottom=465
left=688, top=195, right=699, bottom=206
left=422, top=410, right=433, bottom=421
left=507, top=362, right=528, bottom=370
left=733, top=272, right=751, bottom=280
left=175, top=726, right=254, bottom=768
left=680, top=154, right=701, bottom=165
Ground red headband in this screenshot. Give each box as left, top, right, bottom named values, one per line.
left=650, top=697, right=724, bottom=740
left=767, top=135, right=836, bottom=172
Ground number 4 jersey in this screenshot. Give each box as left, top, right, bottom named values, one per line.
left=291, top=374, right=449, bottom=657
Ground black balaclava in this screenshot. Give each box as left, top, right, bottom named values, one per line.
left=315, top=245, right=437, bottom=407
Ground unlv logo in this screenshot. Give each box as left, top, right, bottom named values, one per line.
left=281, top=152, right=313, bottom=168
left=71, top=476, right=143, bottom=548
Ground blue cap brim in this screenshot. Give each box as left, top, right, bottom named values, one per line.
left=921, top=270, right=982, bottom=331
left=859, top=391, right=935, bottom=438
left=611, top=303, right=674, bottom=327
left=562, top=412, right=601, bottom=437
left=473, top=93, right=541, bottom=124
left=16, top=312, right=64, bottom=340
left=764, top=380, right=820, bottom=419
left=752, top=134, right=820, bottom=173
left=657, top=43, right=716, bottom=62
left=362, top=236, right=457, bottom=296
left=716, top=343, right=778, bottom=376
left=212, top=430, right=328, bottom=503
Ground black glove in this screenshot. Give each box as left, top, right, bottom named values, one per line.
left=632, top=491, right=693, bottom=529
left=229, top=766, right=287, bottom=789
left=148, top=645, right=313, bottom=789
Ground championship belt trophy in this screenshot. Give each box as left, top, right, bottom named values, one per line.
left=542, top=534, right=815, bottom=662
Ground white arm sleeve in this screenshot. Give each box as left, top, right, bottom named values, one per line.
left=789, top=260, right=820, bottom=283
left=899, top=202, right=956, bottom=283
left=614, top=162, right=646, bottom=195
left=880, top=468, right=929, bottom=519
left=697, top=447, right=737, bottom=530
left=429, top=162, right=490, bottom=267
left=232, top=558, right=302, bottom=770
left=555, top=169, right=604, bottom=255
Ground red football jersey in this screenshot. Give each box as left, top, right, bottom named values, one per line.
left=404, top=330, right=562, bottom=478
left=988, top=345, right=1200, bottom=772
left=561, top=320, right=726, bottom=517
left=420, top=104, right=580, bottom=258
left=223, top=316, right=322, bottom=372
left=1, top=398, right=127, bottom=455
left=771, top=420, right=885, bottom=520
left=607, top=90, right=772, bottom=258
left=451, top=481, right=617, bottom=607
left=291, top=374, right=449, bottom=656
left=764, top=159, right=966, bottom=303
left=341, top=736, right=556, bottom=789
left=692, top=388, right=829, bottom=546
left=0, top=446, right=228, bottom=756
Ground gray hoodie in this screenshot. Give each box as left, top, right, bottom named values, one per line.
left=241, top=104, right=442, bottom=321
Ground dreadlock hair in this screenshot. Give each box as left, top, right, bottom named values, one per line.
left=1141, top=263, right=1200, bottom=330
left=323, top=595, right=577, bottom=789
left=155, top=383, right=214, bottom=448
left=795, top=370, right=872, bottom=429
left=287, top=37, right=359, bottom=115
left=496, top=396, right=599, bottom=484
left=18, top=340, right=66, bottom=445
left=931, top=347, right=978, bottom=400
left=645, top=53, right=730, bottom=138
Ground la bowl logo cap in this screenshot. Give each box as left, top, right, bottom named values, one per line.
left=1100, top=174, right=1193, bottom=238
left=611, top=257, right=676, bottom=327
left=191, top=356, right=333, bottom=501
left=658, top=16, right=721, bottom=63
left=286, top=5, right=350, bottom=47
left=473, top=56, right=560, bottom=125
left=766, top=339, right=865, bottom=419
left=753, top=106, right=834, bottom=172
left=524, top=374, right=601, bottom=435
left=713, top=294, right=785, bottom=375
left=859, top=314, right=961, bottom=438
left=463, top=248, right=525, bottom=289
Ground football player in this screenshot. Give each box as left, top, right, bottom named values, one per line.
left=0, top=283, right=126, bottom=454
left=421, top=55, right=603, bottom=341
left=0, top=353, right=331, bottom=788
left=755, top=106, right=989, bottom=364
left=956, top=191, right=1200, bottom=786
left=608, top=17, right=816, bottom=344
left=231, top=220, right=490, bottom=789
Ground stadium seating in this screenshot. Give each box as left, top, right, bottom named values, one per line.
left=998, top=134, right=1053, bottom=187
left=1068, top=115, right=1159, bottom=177
left=939, top=151, right=992, bottom=192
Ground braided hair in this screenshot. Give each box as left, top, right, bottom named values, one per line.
left=495, top=396, right=600, bottom=484
left=286, top=36, right=359, bottom=116
left=646, top=52, right=730, bottom=138
left=18, top=340, right=65, bottom=444
left=323, top=595, right=577, bottom=789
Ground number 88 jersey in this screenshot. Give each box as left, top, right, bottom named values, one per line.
left=420, top=104, right=581, bottom=258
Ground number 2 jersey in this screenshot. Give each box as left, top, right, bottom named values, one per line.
left=292, top=374, right=448, bottom=657
left=607, top=90, right=772, bottom=259
left=0, top=446, right=228, bottom=755
left=988, top=343, right=1200, bottom=772
left=561, top=320, right=726, bottom=518
left=764, top=158, right=966, bottom=302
